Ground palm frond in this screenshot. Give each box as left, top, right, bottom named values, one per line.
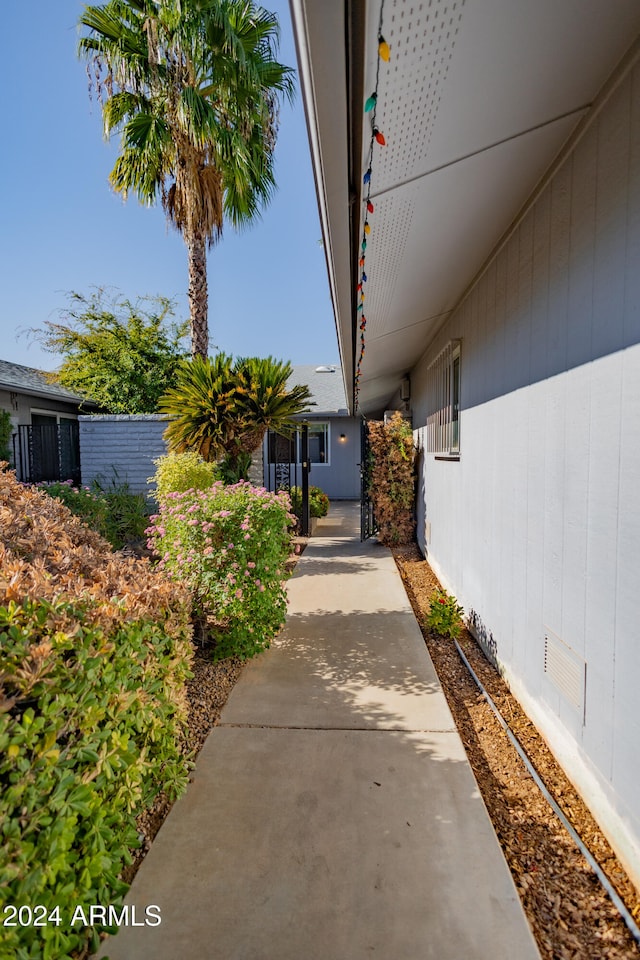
left=79, top=0, right=295, bottom=353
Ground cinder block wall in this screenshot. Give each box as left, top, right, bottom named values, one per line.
left=79, top=416, right=168, bottom=496
left=79, top=415, right=264, bottom=496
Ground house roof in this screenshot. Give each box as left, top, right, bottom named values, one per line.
left=290, top=0, right=640, bottom=415
left=289, top=364, right=350, bottom=416
left=0, top=359, right=89, bottom=405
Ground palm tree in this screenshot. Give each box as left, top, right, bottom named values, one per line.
left=78, top=0, right=294, bottom=356
left=159, top=354, right=313, bottom=479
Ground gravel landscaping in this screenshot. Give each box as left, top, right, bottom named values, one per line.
left=393, top=543, right=640, bottom=960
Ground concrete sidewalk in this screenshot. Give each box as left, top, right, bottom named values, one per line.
left=97, top=504, right=540, bottom=960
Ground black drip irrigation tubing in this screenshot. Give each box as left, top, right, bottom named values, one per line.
left=453, top=638, right=640, bottom=948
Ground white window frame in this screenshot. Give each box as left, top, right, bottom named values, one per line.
left=30, top=408, right=78, bottom=424
left=302, top=421, right=330, bottom=467
left=426, top=340, right=461, bottom=456
left=267, top=422, right=331, bottom=466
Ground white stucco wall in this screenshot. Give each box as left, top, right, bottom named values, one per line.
left=411, top=56, right=640, bottom=884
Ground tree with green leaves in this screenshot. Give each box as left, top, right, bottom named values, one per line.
left=78, top=0, right=294, bottom=357
left=0, top=411, right=13, bottom=464
left=159, top=354, right=313, bottom=480
left=30, top=289, right=189, bottom=413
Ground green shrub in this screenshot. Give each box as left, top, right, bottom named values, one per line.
left=289, top=485, right=330, bottom=519
left=152, top=451, right=220, bottom=499
left=425, top=589, right=465, bottom=639
left=0, top=409, right=12, bottom=462
left=36, top=475, right=150, bottom=549
left=0, top=598, right=192, bottom=960
left=0, top=467, right=193, bottom=960
left=147, top=481, right=295, bottom=660
left=35, top=480, right=108, bottom=535
left=91, top=471, right=151, bottom=546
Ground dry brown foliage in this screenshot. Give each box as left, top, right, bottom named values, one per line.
left=367, top=412, right=416, bottom=545
left=0, top=466, right=192, bottom=663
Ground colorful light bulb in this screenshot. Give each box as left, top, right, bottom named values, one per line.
left=367, top=200, right=374, bottom=214
left=378, top=35, right=390, bottom=61
left=374, top=128, right=386, bottom=146
left=364, top=92, right=377, bottom=113
left=363, top=167, right=372, bottom=184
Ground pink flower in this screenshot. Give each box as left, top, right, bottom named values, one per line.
left=235, top=589, right=243, bottom=599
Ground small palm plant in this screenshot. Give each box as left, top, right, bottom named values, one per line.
left=159, top=354, right=313, bottom=480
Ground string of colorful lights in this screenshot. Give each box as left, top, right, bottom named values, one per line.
left=354, top=0, right=389, bottom=409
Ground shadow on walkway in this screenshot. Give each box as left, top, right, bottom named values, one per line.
left=95, top=506, right=540, bottom=960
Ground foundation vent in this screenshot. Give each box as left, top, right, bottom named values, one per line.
left=543, top=629, right=586, bottom=723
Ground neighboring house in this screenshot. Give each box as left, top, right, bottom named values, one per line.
left=0, top=359, right=93, bottom=484
left=290, top=1, right=640, bottom=887
left=263, top=364, right=361, bottom=499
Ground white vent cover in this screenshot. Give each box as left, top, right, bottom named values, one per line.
left=544, top=629, right=586, bottom=723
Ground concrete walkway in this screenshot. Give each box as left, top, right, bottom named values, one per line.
left=97, top=503, right=540, bottom=960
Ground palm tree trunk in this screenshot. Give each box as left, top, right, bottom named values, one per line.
left=187, top=232, right=209, bottom=358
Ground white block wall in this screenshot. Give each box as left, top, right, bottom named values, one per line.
left=79, top=415, right=168, bottom=495
left=411, top=56, right=640, bottom=884
left=80, top=415, right=265, bottom=496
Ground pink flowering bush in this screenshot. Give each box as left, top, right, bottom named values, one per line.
left=146, top=481, right=295, bottom=659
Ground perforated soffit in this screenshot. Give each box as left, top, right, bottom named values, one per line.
left=359, top=0, right=465, bottom=350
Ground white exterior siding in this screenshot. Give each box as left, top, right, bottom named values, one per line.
left=411, top=60, right=640, bottom=883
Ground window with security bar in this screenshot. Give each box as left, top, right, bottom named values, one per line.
left=426, top=340, right=461, bottom=455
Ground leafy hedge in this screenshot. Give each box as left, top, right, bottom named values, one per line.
left=0, top=467, right=193, bottom=960
left=147, top=480, right=294, bottom=660
left=289, top=485, right=330, bottom=520
left=36, top=476, right=150, bottom=550
left=0, top=413, right=12, bottom=462
left=367, top=412, right=416, bottom=545
left=152, top=451, right=219, bottom=498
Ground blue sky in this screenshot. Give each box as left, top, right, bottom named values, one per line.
left=0, top=1, right=338, bottom=372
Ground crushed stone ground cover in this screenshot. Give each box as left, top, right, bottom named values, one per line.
left=392, top=543, right=640, bottom=960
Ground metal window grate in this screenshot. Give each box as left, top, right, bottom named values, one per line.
left=544, top=629, right=587, bottom=724
left=426, top=339, right=461, bottom=453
